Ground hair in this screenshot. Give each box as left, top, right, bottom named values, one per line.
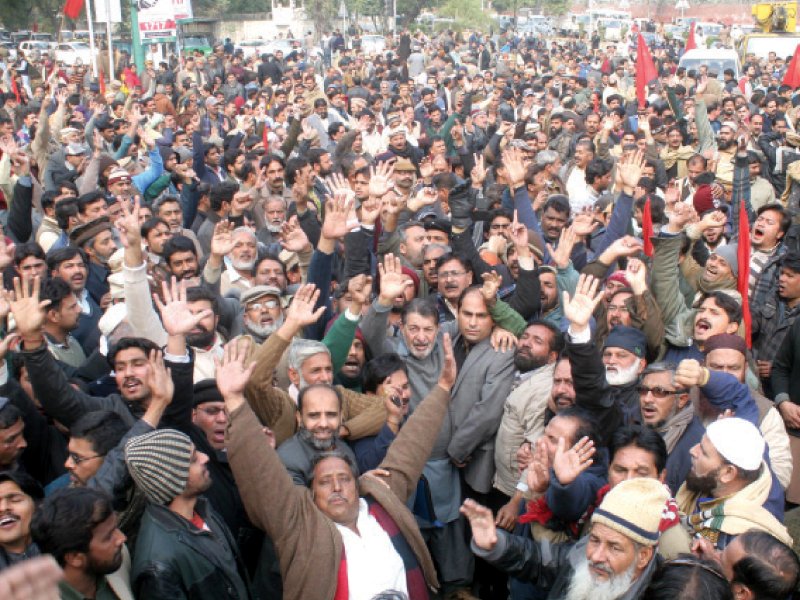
left=757, top=203, right=791, bottom=237
left=362, top=353, right=408, bottom=394
left=70, top=410, right=129, bottom=456
left=297, top=383, right=342, bottom=414
left=307, top=148, right=330, bottom=169
left=40, top=277, right=75, bottom=313
left=0, top=399, right=22, bottom=429
left=553, top=406, right=598, bottom=447
left=543, top=194, right=571, bottom=216
left=285, top=157, right=309, bottom=186
left=76, top=191, right=106, bottom=216
left=185, top=285, right=219, bottom=314
left=253, top=254, right=287, bottom=279
left=524, top=319, right=565, bottom=355
left=46, top=246, right=85, bottom=274
left=780, top=251, right=800, bottom=274
left=643, top=557, right=731, bottom=600
left=209, top=180, right=238, bottom=212
left=641, top=361, right=679, bottom=378
left=732, top=530, right=800, bottom=599
left=609, top=425, right=668, bottom=474
left=13, top=241, right=45, bottom=267
left=585, top=158, right=612, bottom=185
left=398, top=220, right=424, bottom=245
left=162, top=235, right=198, bottom=264
left=435, top=252, right=470, bottom=273
left=700, top=291, right=743, bottom=325
left=287, top=338, right=331, bottom=372
left=153, top=195, right=181, bottom=215
left=107, top=337, right=159, bottom=368
left=400, top=298, right=439, bottom=325
left=141, top=217, right=169, bottom=241
left=308, top=448, right=356, bottom=485
left=31, top=487, right=115, bottom=567
left=54, top=198, right=79, bottom=231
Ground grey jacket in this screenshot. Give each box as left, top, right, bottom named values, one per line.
left=276, top=434, right=358, bottom=486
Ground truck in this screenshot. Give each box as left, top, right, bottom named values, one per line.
left=739, top=2, right=800, bottom=61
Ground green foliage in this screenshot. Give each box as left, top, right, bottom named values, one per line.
left=0, top=0, right=64, bottom=32
left=439, top=0, right=484, bottom=29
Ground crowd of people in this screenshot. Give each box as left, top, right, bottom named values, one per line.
left=0, top=17, right=798, bottom=600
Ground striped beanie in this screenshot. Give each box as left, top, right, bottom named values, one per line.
left=591, top=478, right=670, bottom=547
left=124, top=429, right=193, bottom=505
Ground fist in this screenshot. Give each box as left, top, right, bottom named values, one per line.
left=674, top=359, right=708, bottom=388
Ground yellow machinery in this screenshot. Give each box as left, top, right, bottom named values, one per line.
left=740, top=1, right=800, bottom=60
left=752, top=1, right=796, bottom=32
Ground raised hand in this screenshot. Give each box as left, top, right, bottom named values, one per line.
left=6, top=276, right=50, bottom=340
left=409, top=186, right=437, bottom=212
left=419, top=156, right=434, bottom=180
left=325, top=172, right=355, bottom=201
left=210, top=220, right=235, bottom=257
left=0, top=239, right=14, bottom=272
left=490, top=327, right=518, bottom=353
left=546, top=225, right=578, bottom=270
left=552, top=436, right=595, bottom=486
left=616, top=149, right=646, bottom=191
left=359, top=194, right=382, bottom=226
left=144, top=349, right=174, bottom=406
left=604, top=235, right=644, bottom=262
left=321, top=190, right=356, bottom=240
left=460, top=499, right=498, bottom=551
left=214, top=340, right=257, bottom=412
left=377, top=253, right=413, bottom=305
left=480, top=271, right=502, bottom=306
left=527, top=438, right=551, bottom=494
left=562, top=274, right=604, bottom=331
left=502, top=147, right=526, bottom=189
left=114, top=196, right=142, bottom=250
left=280, top=216, right=311, bottom=253
left=571, top=210, right=598, bottom=238
left=508, top=210, right=531, bottom=254
left=674, top=359, right=709, bottom=388
left=346, top=273, right=373, bottom=313
left=437, top=332, right=457, bottom=391
left=369, top=161, right=394, bottom=198
left=625, top=257, right=648, bottom=295
left=153, top=277, right=213, bottom=337
left=698, top=210, right=726, bottom=232
left=666, top=202, right=696, bottom=233
left=471, top=153, right=487, bottom=186
left=284, top=283, right=325, bottom=328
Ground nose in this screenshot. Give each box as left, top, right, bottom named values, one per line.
left=587, top=543, right=607, bottom=565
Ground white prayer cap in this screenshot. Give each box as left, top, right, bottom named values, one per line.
left=706, top=418, right=765, bottom=471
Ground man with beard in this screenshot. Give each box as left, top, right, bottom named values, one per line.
left=660, top=126, right=695, bottom=181
left=0, top=472, right=43, bottom=570
left=463, top=477, right=670, bottom=600
left=675, top=417, right=792, bottom=548
left=308, top=147, right=334, bottom=205
left=713, top=123, right=738, bottom=187
left=125, top=429, right=251, bottom=598
left=239, top=286, right=284, bottom=345
left=46, top=247, right=102, bottom=354
left=256, top=197, right=287, bottom=248
left=215, top=228, right=258, bottom=296
left=252, top=255, right=288, bottom=294
left=154, top=196, right=203, bottom=257
left=31, top=487, right=131, bottom=599
left=493, top=321, right=563, bottom=514
left=69, top=217, right=117, bottom=307
left=677, top=154, right=707, bottom=202
left=162, top=236, right=201, bottom=282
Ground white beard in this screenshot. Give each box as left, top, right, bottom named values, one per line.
left=245, top=314, right=284, bottom=339
left=605, top=360, right=641, bottom=386
left=232, top=259, right=256, bottom=271
left=565, top=555, right=637, bottom=600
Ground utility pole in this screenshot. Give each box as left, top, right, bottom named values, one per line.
left=130, top=0, right=145, bottom=70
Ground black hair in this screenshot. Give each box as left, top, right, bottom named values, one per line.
left=309, top=449, right=357, bottom=484
left=524, top=319, right=565, bottom=355
left=107, top=337, right=160, bottom=367
left=297, top=383, right=343, bottom=414
left=55, top=198, right=79, bottom=231
left=162, top=235, right=198, bottom=264
left=70, top=410, right=129, bottom=456
left=40, top=277, right=75, bottom=313
left=307, top=148, right=330, bottom=169
left=141, top=217, right=169, bottom=241
left=209, top=180, right=238, bottom=212
left=609, top=425, right=668, bottom=474
left=780, top=251, right=800, bottom=274
left=643, top=557, right=731, bottom=600
left=0, top=400, right=22, bottom=429
left=757, top=203, right=791, bottom=237
left=186, top=285, right=220, bottom=314
left=31, top=487, right=115, bottom=567
left=732, top=530, right=800, bottom=599
left=46, top=246, right=85, bottom=274
left=553, top=406, right=598, bottom=447
left=543, top=194, right=570, bottom=216
left=76, top=191, right=107, bottom=216
left=435, top=252, right=470, bottom=274
left=13, top=241, right=45, bottom=267
left=285, top=157, right=309, bottom=186
left=585, top=158, right=612, bottom=185
left=362, top=353, right=408, bottom=394
left=400, top=298, right=439, bottom=325
left=252, top=254, right=288, bottom=280
left=700, top=291, right=743, bottom=325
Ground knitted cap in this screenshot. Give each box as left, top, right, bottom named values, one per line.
left=591, top=478, right=671, bottom=546
left=124, top=429, right=193, bottom=505
left=604, top=325, right=646, bottom=358
left=713, top=244, right=739, bottom=278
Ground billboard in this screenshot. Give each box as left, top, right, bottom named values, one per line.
left=137, top=0, right=193, bottom=38
left=95, top=0, right=123, bottom=23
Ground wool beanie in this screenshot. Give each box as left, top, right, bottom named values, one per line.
left=712, top=244, right=739, bottom=278
left=604, top=325, right=646, bottom=358
left=591, top=478, right=670, bottom=546
left=124, top=429, right=193, bottom=505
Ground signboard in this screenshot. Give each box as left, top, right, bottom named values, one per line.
left=95, top=0, right=122, bottom=23
left=137, top=0, right=193, bottom=38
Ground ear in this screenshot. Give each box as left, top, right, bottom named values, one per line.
left=637, top=358, right=646, bottom=374
left=725, top=321, right=739, bottom=335
left=731, top=582, right=754, bottom=600
left=287, top=366, right=299, bottom=387
left=635, top=544, right=655, bottom=573
left=657, top=469, right=668, bottom=484
left=677, top=392, right=691, bottom=410
left=63, top=550, right=86, bottom=570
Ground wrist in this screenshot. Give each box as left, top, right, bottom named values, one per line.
left=700, top=367, right=711, bottom=386
left=21, top=333, right=44, bottom=349
left=377, top=295, right=394, bottom=308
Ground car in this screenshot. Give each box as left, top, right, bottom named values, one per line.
left=181, top=35, right=213, bottom=56
left=520, top=15, right=552, bottom=36
left=597, top=18, right=625, bottom=41
left=55, top=42, right=96, bottom=66
left=18, top=40, right=53, bottom=57
left=678, top=48, right=741, bottom=80
left=262, top=39, right=322, bottom=60
left=360, top=34, right=386, bottom=54
left=0, top=42, right=17, bottom=60
left=235, top=39, right=270, bottom=58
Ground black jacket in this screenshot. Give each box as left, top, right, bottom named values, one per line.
left=131, top=499, right=250, bottom=599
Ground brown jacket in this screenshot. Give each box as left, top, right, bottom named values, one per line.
left=227, top=385, right=451, bottom=600
left=244, top=331, right=386, bottom=445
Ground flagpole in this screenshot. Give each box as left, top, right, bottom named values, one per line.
left=105, top=0, right=115, bottom=80
left=86, top=0, right=99, bottom=78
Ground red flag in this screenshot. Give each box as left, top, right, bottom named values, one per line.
left=98, top=70, right=106, bottom=96
left=635, top=33, right=658, bottom=109
left=685, top=22, right=697, bottom=52
left=642, top=197, right=654, bottom=257
left=737, top=200, right=752, bottom=348
left=9, top=77, right=20, bottom=103
left=262, top=122, right=269, bottom=152
left=63, top=0, right=84, bottom=19
left=784, top=44, right=800, bottom=88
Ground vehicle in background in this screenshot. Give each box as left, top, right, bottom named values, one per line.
left=597, top=17, right=626, bottom=41
left=0, top=30, right=10, bottom=42
left=262, top=38, right=323, bottom=60
left=181, top=35, right=213, bottom=55
left=73, top=30, right=91, bottom=40
left=361, top=34, right=386, bottom=54
left=234, top=39, right=270, bottom=58
left=0, top=42, right=18, bottom=59
left=520, top=15, right=552, bottom=36
left=678, top=48, right=741, bottom=80
left=10, top=31, right=30, bottom=45
left=694, top=21, right=725, bottom=43
left=739, top=1, right=800, bottom=60
left=55, top=41, right=96, bottom=66
left=18, top=40, right=53, bottom=56
left=31, top=33, right=54, bottom=43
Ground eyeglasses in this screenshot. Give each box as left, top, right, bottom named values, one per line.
left=68, top=452, right=104, bottom=465
left=247, top=300, right=279, bottom=311
left=637, top=385, right=687, bottom=398
left=196, top=406, right=226, bottom=418
left=607, top=304, right=630, bottom=313
left=439, top=270, right=466, bottom=279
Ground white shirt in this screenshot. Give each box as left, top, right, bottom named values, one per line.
left=334, top=498, right=408, bottom=600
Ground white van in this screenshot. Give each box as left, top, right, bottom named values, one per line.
left=597, top=17, right=626, bottom=41
left=678, top=48, right=741, bottom=80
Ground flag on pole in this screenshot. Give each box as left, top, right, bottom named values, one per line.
left=63, top=0, right=84, bottom=19
left=262, top=122, right=270, bottom=152
left=737, top=200, right=752, bottom=348
left=635, top=33, right=658, bottom=109
left=685, top=22, right=697, bottom=52
left=99, top=70, right=106, bottom=96
left=642, top=197, right=654, bottom=257
left=9, top=77, right=20, bottom=103
left=783, top=44, right=800, bottom=88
